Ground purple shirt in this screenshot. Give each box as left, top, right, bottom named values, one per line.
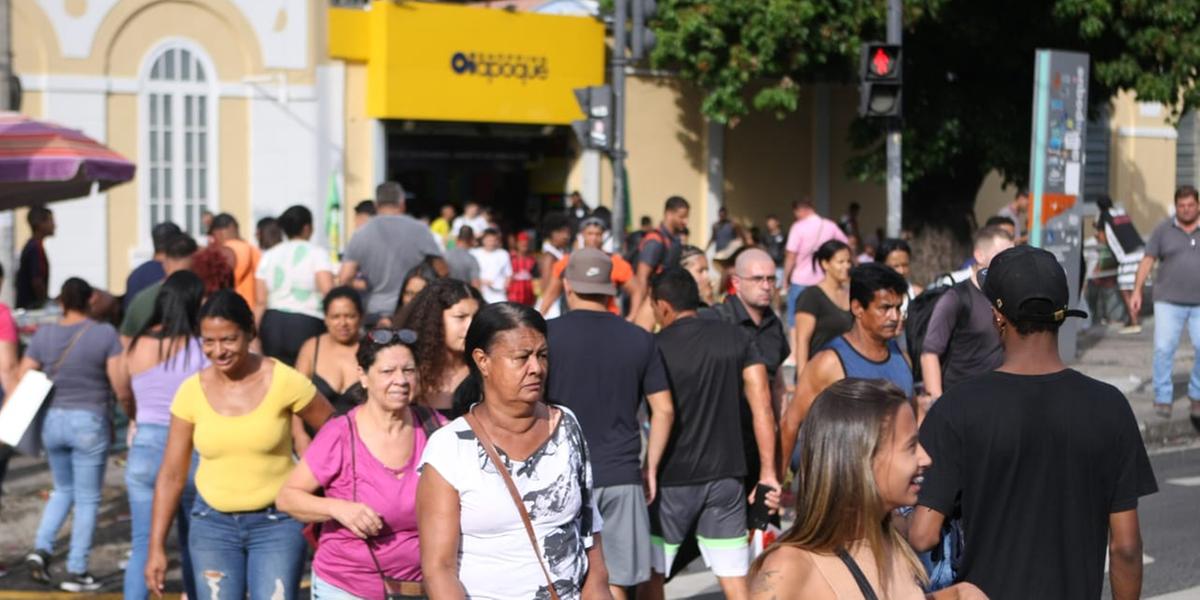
left=307, top=406, right=441, bottom=597
left=130, top=338, right=209, bottom=426
left=786, top=214, right=847, bottom=286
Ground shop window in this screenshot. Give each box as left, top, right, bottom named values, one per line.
left=141, top=44, right=216, bottom=238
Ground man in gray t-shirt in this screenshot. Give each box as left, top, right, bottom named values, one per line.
left=337, top=182, right=447, bottom=315
left=1131, top=185, right=1200, bottom=425
left=445, top=226, right=482, bottom=288
left=920, top=225, right=1013, bottom=400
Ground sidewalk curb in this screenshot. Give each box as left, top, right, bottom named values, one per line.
left=1139, top=416, right=1199, bottom=448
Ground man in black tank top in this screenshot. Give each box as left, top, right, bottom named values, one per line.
left=781, top=264, right=910, bottom=466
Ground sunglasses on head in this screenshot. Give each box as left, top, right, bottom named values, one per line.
left=367, top=328, right=418, bottom=346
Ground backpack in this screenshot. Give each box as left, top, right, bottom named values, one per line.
left=636, top=228, right=676, bottom=274
left=904, top=276, right=971, bottom=385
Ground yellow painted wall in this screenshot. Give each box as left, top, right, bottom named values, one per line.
left=102, top=0, right=256, bottom=81
left=723, top=88, right=813, bottom=227
left=219, top=98, right=252, bottom=230
left=624, top=74, right=706, bottom=238
left=342, top=61, right=376, bottom=230
left=1109, top=92, right=1176, bottom=230
left=828, top=86, right=886, bottom=238
left=107, top=94, right=139, bottom=292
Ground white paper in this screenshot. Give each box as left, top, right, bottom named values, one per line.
left=0, top=370, right=54, bottom=450
left=1065, top=161, right=1081, bottom=195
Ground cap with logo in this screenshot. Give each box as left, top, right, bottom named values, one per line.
left=564, top=248, right=616, bottom=296
left=980, top=245, right=1088, bottom=323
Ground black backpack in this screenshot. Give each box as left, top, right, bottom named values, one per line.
left=904, top=276, right=971, bottom=385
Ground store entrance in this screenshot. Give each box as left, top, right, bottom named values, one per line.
left=384, top=120, right=576, bottom=232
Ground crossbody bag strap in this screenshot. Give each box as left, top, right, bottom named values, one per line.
left=49, top=321, right=94, bottom=378
left=463, top=408, right=561, bottom=600
left=345, top=413, right=392, bottom=598
left=836, top=548, right=880, bottom=600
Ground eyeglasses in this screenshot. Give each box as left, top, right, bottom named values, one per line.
left=737, top=274, right=778, bottom=287
left=367, top=328, right=418, bottom=346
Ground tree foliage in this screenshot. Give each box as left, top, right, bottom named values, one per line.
left=650, top=0, right=1200, bottom=224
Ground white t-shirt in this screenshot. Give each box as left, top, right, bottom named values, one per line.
left=541, top=242, right=566, bottom=319
left=419, top=406, right=602, bottom=600
left=255, top=239, right=333, bottom=319
left=452, top=215, right=491, bottom=238
left=471, top=247, right=512, bottom=304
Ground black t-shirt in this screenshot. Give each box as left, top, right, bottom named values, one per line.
left=918, top=369, right=1158, bottom=600
left=655, top=316, right=765, bottom=486
left=546, top=310, right=669, bottom=487
left=794, top=286, right=853, bottom=357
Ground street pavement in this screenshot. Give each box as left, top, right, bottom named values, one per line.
left=0, top=319, right=1195, bottom=598
left=666, top=443, right=1200, bottom=599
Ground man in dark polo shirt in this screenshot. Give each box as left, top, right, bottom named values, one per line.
left=700, top=247, right=788, bottom=501
left=1131, top=184, right=1200, bottom=429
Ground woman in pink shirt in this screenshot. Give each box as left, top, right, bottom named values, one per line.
left=276, top=328, right=443, bottom=599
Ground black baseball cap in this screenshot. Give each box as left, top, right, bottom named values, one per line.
left=980, top=245, right=1088, bottom=323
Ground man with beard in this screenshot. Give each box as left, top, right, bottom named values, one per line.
left=780, top=263, right=910, bottom=465
left=1131, top=185, right=1200, bottom=430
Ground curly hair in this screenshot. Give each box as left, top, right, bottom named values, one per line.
left=191, top=244, right=234, bottom=296
left=394, top=278, right=483, bottom=401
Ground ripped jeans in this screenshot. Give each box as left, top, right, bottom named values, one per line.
left=187, top=494, right=306, bottom=600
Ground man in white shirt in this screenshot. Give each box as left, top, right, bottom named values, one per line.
left=470, top=229, right=512, bottom=304
left=451, top=201, right=490, bottom=239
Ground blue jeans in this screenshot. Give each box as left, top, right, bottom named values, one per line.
left=124, top=424, right=199, bottom=600
left=188, top=495, right=307, bottom=600
left=311, top=571, right=364, bottom=600
left=785, top=284, right=809, bottom=329
left=1153, top=302, right=1200, bottom=405
left=34, top=408, right=109, bottom=574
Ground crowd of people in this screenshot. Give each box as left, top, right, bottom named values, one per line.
left=0, top=180, right=1183, bottom=600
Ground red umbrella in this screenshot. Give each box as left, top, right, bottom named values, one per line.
left=0, top=112, right=136, bottom=210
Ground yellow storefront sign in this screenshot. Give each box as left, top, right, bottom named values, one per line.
left=329, top=1, right=606, bottom=125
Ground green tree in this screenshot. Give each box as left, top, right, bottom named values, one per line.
left=650, top=0, right=1200, bottom=228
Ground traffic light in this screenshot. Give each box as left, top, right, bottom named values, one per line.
left=571, top=85, right=613, bottom=151
left=858, top=42, right=902, bottom=118
left=631, top=0, right=657, bottom=61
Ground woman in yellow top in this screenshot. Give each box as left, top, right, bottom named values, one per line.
left=750, top=379, right=986, bottom=600
left=144, top=289, right=334, bottom=599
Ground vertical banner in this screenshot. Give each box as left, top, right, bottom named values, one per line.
left=1029, top=50, right=1090, bottom=247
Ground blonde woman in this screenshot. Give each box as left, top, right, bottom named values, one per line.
left=750, top=379, right=986, bottom=600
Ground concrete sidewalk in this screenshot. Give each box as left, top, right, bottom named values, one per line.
left=1073, top=319, right=1199, bottom=446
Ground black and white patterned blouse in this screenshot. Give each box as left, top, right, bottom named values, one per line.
left=420, top=405, right=603, bottom=599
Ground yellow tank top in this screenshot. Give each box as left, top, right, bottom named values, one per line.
left=170, top=360, right=316, bottom=512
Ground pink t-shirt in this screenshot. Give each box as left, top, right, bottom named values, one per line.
left=0, top=303, right=16, bottom=344
left=306, top=406, right=442, bottom=597
left=786, top=214, right=848, bottom=286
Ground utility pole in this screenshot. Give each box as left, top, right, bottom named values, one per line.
left=885, top=0, right=902, bottom=237
left=611, top=0, right=628, bottom=252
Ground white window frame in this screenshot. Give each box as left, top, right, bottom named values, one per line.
left=136, top=38, right=219, bottom=255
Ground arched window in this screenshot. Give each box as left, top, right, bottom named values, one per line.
left=141, top=43, right=217, bottom=238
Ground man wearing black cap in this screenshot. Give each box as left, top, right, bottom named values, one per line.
left=545, top=248, right=673, bottom=599
left=908, top=246, right=1157, bottom=600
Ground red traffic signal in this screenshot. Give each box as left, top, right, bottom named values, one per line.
left=861, top=43, right=901, bottom=81
left=859, top=43, right=902, bottom=118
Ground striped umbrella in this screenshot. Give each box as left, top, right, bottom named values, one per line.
left=0, top=112, right=135, bottom=209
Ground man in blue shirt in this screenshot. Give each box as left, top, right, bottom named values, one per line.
left=123, top=222, right=182, bottom=311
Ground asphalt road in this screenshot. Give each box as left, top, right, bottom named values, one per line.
left=667, top=442, right=1200, bottom=599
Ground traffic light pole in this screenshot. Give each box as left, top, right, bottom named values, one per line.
left=610, top=0, right=628, bottom=252
left=885, top=0, right=902, bottom=237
